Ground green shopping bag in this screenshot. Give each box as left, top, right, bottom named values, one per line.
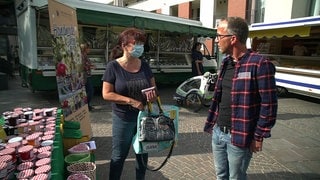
left=132, top=102, right=179, bottom=154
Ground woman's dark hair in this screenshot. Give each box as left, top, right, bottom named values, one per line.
left=118, top=28, right=146, bottom=46
left=192, top=42, right=202, bottom=51
left=109, top=45, right=123, bottom=60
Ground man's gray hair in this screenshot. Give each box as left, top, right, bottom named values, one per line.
left=222, top=17, right=249, bottom=44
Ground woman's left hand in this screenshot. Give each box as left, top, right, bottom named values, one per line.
left=145, top=88, right=157, bottom=102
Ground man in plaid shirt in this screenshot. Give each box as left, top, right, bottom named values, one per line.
left=204, top=17, right=278, bottom=180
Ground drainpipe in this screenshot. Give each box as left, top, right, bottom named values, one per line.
left=314, top=0, right=320, bottom=16
left=250, top=0, right=256, bottom=24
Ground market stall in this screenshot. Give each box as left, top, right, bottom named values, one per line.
left=0, top=107, right=95, bottom=179
left=15, top=0, right=217, bottom=91
left=0, top=107, right=64, bottom=179
left=249, top=16, right=320, bottom=99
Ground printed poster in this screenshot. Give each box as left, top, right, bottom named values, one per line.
left=48, top=0, right=92, bottom=137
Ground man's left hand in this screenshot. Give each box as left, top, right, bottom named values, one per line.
left=250, top=140, right=263, bottom=153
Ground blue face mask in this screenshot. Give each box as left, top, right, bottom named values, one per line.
left=130, top=45, right=144, bottom=58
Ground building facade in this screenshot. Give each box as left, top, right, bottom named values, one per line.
left=122, top=0, right=320, bottom=26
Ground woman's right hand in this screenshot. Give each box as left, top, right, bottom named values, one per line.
left=128, top=98, right=144, bottom=110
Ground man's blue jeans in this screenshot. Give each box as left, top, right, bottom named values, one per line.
left=212, top=125, right=252, bottom=180
left=109, top=113, right=148, bottom=180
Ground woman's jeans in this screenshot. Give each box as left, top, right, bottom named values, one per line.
left=109, top=113, right=148, bottom=180
left=85, top=77, right=94, bottom=106
left=212, top=125, right=252, bottom=180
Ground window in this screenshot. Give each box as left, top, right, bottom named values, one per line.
left=254, top=0, right=265, bottom=23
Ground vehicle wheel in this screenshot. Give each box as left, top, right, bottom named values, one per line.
left=185, top=92, right=202, bottom=112
left=276, top=86, right=288, bottom=97
left=202, top=98, right=212, bottom=107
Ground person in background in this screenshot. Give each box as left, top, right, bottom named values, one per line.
left=293, top=41, right=308, bottom=56
left=191, top=42, right=204, bottom=76
left=204, top=17, right=278, bottom=180
left=101, top=27, right=157, bottom=180
left=109, top=45, right=123, bottom=61
left=80, top=42, right=96, bottom=111
left=13, top=46, right=19, bottom=71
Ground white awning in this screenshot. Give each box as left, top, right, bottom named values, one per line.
left=249, top=16, right=320, bottom=38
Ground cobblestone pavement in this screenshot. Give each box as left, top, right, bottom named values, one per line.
left=1, top=77, right=320, bottom=180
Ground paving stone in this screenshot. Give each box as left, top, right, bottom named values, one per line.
left=1, top=78, right=320, bottom=180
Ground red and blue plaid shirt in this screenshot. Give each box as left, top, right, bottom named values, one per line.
left=204, top=51, right=278, bottom=147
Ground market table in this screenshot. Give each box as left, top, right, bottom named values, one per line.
left=0, top=108, right=65, bottom=179
left=51, top=109, right=65, bottom=180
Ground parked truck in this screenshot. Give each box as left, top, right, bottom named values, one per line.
left=15, top=0, right=217, bottom=92
left=249, top=16, right=320, bottom=99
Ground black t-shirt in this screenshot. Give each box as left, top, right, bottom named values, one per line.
left=102, top=60, right=154, bottom=121
left=217, top=60, right=235, bottom=128
left=191, top=50, right=204, bottom=76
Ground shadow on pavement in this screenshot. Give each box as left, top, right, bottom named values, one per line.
left=248, top=172, right=320, bottom=180
left=276, top=112, right=320, bottom=120
left=279, top=93, right=320, bottom=104
left=92, top=136, right=170, bottom=180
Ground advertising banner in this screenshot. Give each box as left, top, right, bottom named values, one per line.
left=48, top=0, right=92, bottom=137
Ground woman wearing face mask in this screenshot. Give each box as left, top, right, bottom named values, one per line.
left=102, top=28, right=157, bottom=180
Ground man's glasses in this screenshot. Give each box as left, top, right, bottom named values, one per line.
left=216, top=34, right=233, bottom=40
